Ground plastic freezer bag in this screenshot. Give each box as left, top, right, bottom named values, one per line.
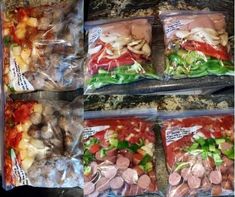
left=160, top=11, right=234, bottom=79
left=2, top=0, right=84, bottom=93
left=83, top=117, right=158, bottom=196
left=161, top=115, right=234, bottom=197
left=85, top=18, right=158, bottom=91
left=3, top=99, right=83, bottom=190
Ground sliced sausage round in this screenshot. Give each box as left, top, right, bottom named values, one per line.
left=169, top=172, right=182, bottom=186
left=116, top=156, right=130, bottom=170
left=100, top=165, right=117, bottom=179
left=187, top=174, right=201, bottom=189
left=168, top=183, right=190, bottom=197
left=203, top=156, right=215, bottom=171
left=211, top=185, right=222, bottom=196
left=148, top=182, right=157, bottom=192
left=134, top=165, right=145, bottom=176
left=137, top=174, right=151, bottom=189
left=122, top=168, right=138, bottom=184
left=95, top=151, right=105, bottom=161
left=148, top=170, right=157, bottom=182
left=87, top=191, right=99, bottom=197
left=180, top=168, right=190, bottom=181
left=125, top=184, right=144, bottom=196
left=222, top=156, right=234, bottom=167
left=110, top=176, right=124, bottom=190
left=209, top=170, right=222, bottom=184
left=201, top=176, right=211, bottom=191
left=222, top=180, right=233, bottom=190
left=192, top=163, right=205, bottom=178
left=96, top=177, right=110, bottom=192
left=84, top=182, right=95, bottom=195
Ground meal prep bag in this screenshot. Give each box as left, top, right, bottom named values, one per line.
left=2, top=0, right=84, bottom=93
left=160, top=11, right=234, bottom=79
left=3, top=98, right=83, bottom=190
left=161, top=114, right=234, bottom=197
left=85, top=17, right=158, bottom=91
left=83, top=116, right=159, bottom=196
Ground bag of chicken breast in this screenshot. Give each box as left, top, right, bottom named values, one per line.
left=160, top=11, right=234, bottom=79
left=85, top=17, right=159, bottom=92
left=161, top=112, right=234, bottom=197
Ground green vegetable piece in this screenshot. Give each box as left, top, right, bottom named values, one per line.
left=215, top=138, right=226, bottom=145
left=117, top=141, right=129, bottom=149
left=3, top=36, right=11, bottom=46
left=189, top=143, right=199, bottom=151
left=223, top=147, right=234, bottom=160
left=174, top=162, right=190, bottom=172
left=144, top=162, right=153, bottom=173
left=100, top=148, right=107, bottom=158
left=213, top=153, right=223, bottom=166
left=169, top=54, right=184, bottom=65
left=128, top=144, right=140, bottom=153
left=83, top=150, right=94, bottom=166
left=139, top=154, right=152, bottom=166
left=84, top=166, right=92, bottom=176
left=209, top=145, right=216, bottom=152
left=202, top=151, right=208, bottom=160
left=196, top=137, right=206, bottom=146
left=109, top=138, right=118, bottom=148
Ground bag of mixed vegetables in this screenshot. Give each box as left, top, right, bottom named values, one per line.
left=85, top=18, right=158, bottom=91
left=160, top=11, right=234, bottom=79
left=3, top=98, right=83, bottom=190
left=83, top=117, right=158, bottom=196
left=161, top=114, right=234, bottom=197
left=2, top=0, right=84, bottom=93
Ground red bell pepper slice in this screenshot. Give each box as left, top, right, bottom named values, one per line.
left=181, top=40, right=230, bottom=61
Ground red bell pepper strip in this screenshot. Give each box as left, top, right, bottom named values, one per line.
left=181, top=40, right=230, bottom=61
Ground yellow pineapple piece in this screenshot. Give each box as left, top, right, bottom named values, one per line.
left=21, top=48, right=31, bottom=64
left=33, top=103, right=43, bottom=114
left=26, top=17, right=38, bottom=27
left=12, top=46, right=22, bottom=56
left=21, top=120, right=32, bottom=132
left=21, top=156, right=34, bottom=171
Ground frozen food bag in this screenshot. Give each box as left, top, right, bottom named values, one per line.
left=83, top=117, right=158, bottom=196
left=160, top=11, right=234, bottom=79
left=85, top=18, right=158, bottom=91
left=3, top=99, right=83, bottom=190
left=161, top=115, right=234, bottom=197
left=2, top=0, right=84, bottom=93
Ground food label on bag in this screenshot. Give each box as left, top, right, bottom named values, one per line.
left=9, top=54, right=34, bottom=92
left=89, top=27, right=102, bottom=44
left=165, top=19, right=193, bottom=37
left=83, top=125, right=110, bottom=139
left=11, top=149, right=30, bottom=186
left=166, top=126, right=202, bottom=145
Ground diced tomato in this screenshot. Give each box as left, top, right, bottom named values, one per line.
left=14, top=104, right=32, bottom=123
left=181, top=40, right=230, bottom=61
left=89, top=144, right=100, bottom=154
left=133, top=153, right=144, bottom=165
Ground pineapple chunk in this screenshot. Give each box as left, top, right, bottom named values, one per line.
left=33, top=103, right=43, bottom=114
left=22, top=130, right=31, bottom=140
left=16, top=23, right=26, bottom=30
left=18, top=139, right=29, bottom=150
left=22, top=156, right=34, bottom=171
left=3, top=28, right=10, bottom=36
left=21, top=120, right=32, bottom=132
left=15, top=56, right=29, bottom=73
left=30, top=139, right=45, bottom=149
left=21, top=48, right=31, bottom=63
left=16, top=124, right=23, bottom=132
left=20, top=149, right=28, bottom=160
left=26, top=146, right=38, bottom=158
left=15, top=28, right=26, bottom=39
left=27, top=17, right=38, bottom=27
left=12, top=46, right=22, bottom=56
